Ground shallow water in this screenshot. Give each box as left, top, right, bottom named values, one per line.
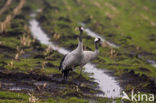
left=84, top=64, right=121, bottom=98
left=147, top=60, right=156, bottom=67
left=9, top=87, right=34, bottom=91
left=1, top=81, right=34, bottom=91
left=29, top=16, right=122, bottom=98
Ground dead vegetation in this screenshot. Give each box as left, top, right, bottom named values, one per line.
left=28, top=93, right=39, bottom=103
left=141, top=14, right=156, bottom=27
left=7, top=59, right=14, bottom=68
left=102, top=41, right=117, bottom=58
left=105, top=2, right=119, bottom=13
left=13, top=0, right=26, bottom=16
left=0, top=0, right=26, bottom=33
left=93, top=1, right=102, bottom=8
left=15, top=46, right=25, bottom=60
left=20, top=34, right=32, bottom=47
left=0, top=0, right=12, bottom=16
left=42, top=61, right=48, bottom=69
left=53, top=33, right=60, bottom=40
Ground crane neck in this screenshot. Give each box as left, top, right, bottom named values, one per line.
left=77, top=40, right=83, bottom=52
left=95, top=42, right=99, bottom=50
left=79, top=30, right=83, bottom=42
left=94, top=42, right=99, bottom=55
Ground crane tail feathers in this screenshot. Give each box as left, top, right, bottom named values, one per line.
left=59, top=54, right=67, bottom=70
left=62, top=68, right=72, bottom=78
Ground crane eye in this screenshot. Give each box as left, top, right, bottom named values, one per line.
left=98, top=38, right=101, bottom=41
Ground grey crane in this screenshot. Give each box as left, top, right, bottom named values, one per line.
left=59, top=27, right=84, bottom=79
left=79, top=38, right=101, bottom=73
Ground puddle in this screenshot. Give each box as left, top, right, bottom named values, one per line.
left=0, top=75, right=66, bottom=93
left=79, top=22, right=119, bottom=48
left=34, top=81, right=66, bottom=90
left=1, top=81, right=34, bottom=91
left=138, top=55, right=156, bottom=68
left=29, top=19, right=68, bottom=55
left=29, top=13, right=122, bottom=98
left=9, top=87, right=34, bottom=91
left=147, top=60, right=156, bottom=67
left=84, top=64, right=121, bottom=98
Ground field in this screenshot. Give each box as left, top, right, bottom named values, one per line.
left=0, top=0, right=156, bottom=103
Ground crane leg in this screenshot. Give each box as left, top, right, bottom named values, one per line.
left=62, top=69, right=68, bottom=80
left=79, top=66, right=83, bottom=76
left=62, top=68, right=73, bottom=80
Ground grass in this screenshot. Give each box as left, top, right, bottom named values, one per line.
left=0, top=1, right=106, bottom=103
left=0, top=0, right=156, bottom=102
left=0, top=91, right=154, bottom=103
left=36, top=0, right=156, bottom=79
left=0, top=91, right=29, bottom=103
left=0, top=91, right=121, bottom=103
left=32, top=0, right=156, bottom=99
left=0, top=91, right=89, bottom=103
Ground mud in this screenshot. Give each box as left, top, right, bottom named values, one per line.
left=0, top=70, right=101, bottom=97
left=119, top=70, right=156, bottom=94
left=0, top=45, right=16, bottom=53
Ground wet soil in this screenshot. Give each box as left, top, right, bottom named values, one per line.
left=0, top=69, right=102, bottom=98
left=119, top=70, right=156, bottom=94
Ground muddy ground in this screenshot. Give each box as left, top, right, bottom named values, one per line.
left=0, top=70, right=105, bottom=98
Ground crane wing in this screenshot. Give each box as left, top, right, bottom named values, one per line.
left=59, top=54, right=67, bottom=70
left=61, top=52, right=78, bottom=70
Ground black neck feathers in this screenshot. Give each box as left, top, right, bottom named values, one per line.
left=79, top=30, right=83, bottom=42
left=95, top=42, right=99, bottom=50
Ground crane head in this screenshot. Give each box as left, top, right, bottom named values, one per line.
left=94, top=38, right=101, bottom=43
left=79, top=26, right=84, bottom=32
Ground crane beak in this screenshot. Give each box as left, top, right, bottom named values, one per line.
left=99, top=41, right=103, bottom=46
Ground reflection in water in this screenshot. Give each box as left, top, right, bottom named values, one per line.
left=29, top=17, right=122, bottom=98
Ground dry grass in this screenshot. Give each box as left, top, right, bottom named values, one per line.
left=28, top=93, right=39, bottom=103
left=44, top=46, right=53, bottom=56
left=53, top=33, right=60, bottom=40
left=94, top=1, right=102, bottom=8
left=109, top=48, right=117, bottom=58
left=15, top=47, right=25, bottom=60
left=102, top=42, right=117, bottom=58
left=141, top=14, right=156, bottom=27
left=15, top=53, right=20, bottom=60
left=105, top=2, right=118, bottom=13
left=13, top=0, right=26, bottom=16
left=143, top=6, right=149, bottom=11
left=24, top=24, right=31, bottom=34
left=105, top=12, right=115, bottom=20
left=0, top=0, right=12, bottom=16
left=36, top=82, right=47, bottom=91
left=0, top=15, right=12, bottom=33
left=63, top=0, right=71, bottom=11
left=0, top=0, right=26, bottom=33
left=20, top=34, right=31, bottom=47
left=7, top=59, right=14, bottom=68
left=101, top=41, right=109, bottom=48
left=42, top=61, right=48, bottom=69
